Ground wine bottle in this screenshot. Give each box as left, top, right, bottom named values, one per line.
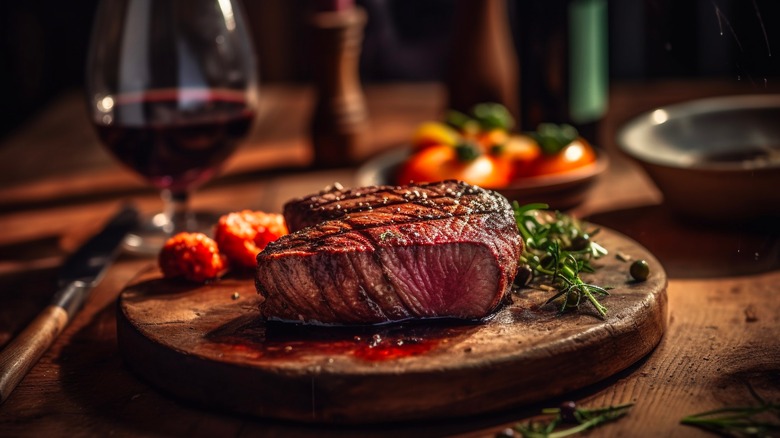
left=516, top=0, right=608, bottom=144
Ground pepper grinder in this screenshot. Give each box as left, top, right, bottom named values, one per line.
left=308, top=0, right=369, bottom=168
left=446, top=0, right=520, bottom=120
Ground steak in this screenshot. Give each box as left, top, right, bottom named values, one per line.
left=256, top=180, right=523, bottom=325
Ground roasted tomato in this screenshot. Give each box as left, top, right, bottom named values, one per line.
left=476, top=128, right=510, bottom=151
left=522, top=137, right=597, bottom=177
left=213, top=210, right=288, bottom=269
left=396, top=143, right=511, bottom=188
left=496, top=134, right=542, bottom=181
left=159, top=232, right=226, bottom=282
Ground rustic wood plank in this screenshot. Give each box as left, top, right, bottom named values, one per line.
left=494, top=271, right=780, bottom=438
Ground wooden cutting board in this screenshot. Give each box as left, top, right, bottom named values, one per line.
left=117, top=227, right=667, bottom=424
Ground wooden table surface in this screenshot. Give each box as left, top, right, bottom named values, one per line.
left=0, top=81, right=778, bottom=437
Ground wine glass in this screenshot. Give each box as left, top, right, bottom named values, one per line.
left=86, top=0, right=258, bottom=254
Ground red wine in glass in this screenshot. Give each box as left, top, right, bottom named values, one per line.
left=94, top=89, right=254, bottom=194
left=86, top=0, right=258, bottom=254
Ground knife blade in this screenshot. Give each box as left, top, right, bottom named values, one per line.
left=0, top=204, right=139, bottom=404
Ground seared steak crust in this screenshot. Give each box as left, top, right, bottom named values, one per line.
left=257, top=181, right=523, bottom=325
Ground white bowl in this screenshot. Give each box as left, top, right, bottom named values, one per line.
left=617, top=95, right=780, bottom=222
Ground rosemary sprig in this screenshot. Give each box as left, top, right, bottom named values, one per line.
left=680, top=386, right=780, bottom=437
left=499, top=401, right=634, bottom=438
left=512, top=202, right=610, bottom=317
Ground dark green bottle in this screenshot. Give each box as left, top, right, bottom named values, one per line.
left=515, top=0, right=608, bottom=144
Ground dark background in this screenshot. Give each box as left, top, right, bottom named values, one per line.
left=2, top=0, right=779, bottom=138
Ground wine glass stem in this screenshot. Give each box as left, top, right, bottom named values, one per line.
left=162, top=189, right=191, bottom=234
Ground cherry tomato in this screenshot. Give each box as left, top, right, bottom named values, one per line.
left=476, top=128, right=509, bottom=150
left=213, top=210, right=288, bottom=269
left=498, top=134, right=542, bottom=181
left=159, top=232, right=226, bottom=283
left=397, top=144, right=511, bottom=188
left=521, top=137, right=596, bottom=177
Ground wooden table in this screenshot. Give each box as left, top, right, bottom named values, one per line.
left=0, top=81, right=778, bottom=437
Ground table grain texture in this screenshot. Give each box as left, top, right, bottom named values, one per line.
left=0, top=81, right=778, bottom=437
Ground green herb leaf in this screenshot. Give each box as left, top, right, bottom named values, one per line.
left=500, top=401, right=634, bottom=438
left=680, top=386, right=780, bottom=437
left=531, top=123, right=579, bottom=155
left=455, top=141, right=481, bottom=162
left=471, top=102, right=515, bottom=131
left=512, top=202, right=610, bottom=317
left=445, top=110, right=473, bottom=131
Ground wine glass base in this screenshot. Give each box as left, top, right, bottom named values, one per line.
left=123, top=210, right=222, bottom=256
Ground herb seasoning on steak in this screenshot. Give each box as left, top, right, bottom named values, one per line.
left=255, top=180, right=523, bottom=325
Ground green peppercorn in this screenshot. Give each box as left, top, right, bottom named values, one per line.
left=539, top=254, right=556, bottom=270
left=569, top=235, right=590, bottom=251
left=630, top=259, right=650, bottom=282
left=514, top=265, right=533, bottom=287
left=559, top=400, right=579, bottom=423
left=563, top=290, right=581, bottom=309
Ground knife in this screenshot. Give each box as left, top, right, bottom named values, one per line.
left=0, top=204, right=139, bottom=404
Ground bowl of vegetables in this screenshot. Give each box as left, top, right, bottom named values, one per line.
left=356, top=103, right=608, bottom=210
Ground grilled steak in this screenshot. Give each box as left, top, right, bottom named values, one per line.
left=256, top=181, right=523, bottom=325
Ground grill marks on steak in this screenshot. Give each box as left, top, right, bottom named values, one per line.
left=283, top=181, right=488, bottom=232
left=256, top=181, right=523, bottom=325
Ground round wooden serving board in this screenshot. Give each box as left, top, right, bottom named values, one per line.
left=117, top=227, right=667, bottom=424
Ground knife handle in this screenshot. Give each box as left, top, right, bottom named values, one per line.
left=0, top=305, right=69, bottom=404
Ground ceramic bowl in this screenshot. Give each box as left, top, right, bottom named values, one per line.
left=355, top=146, right=608, bottom=211
left=617, top=95, right=780, bottom=222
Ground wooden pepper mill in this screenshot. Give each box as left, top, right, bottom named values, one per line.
left=446, top=0, right=520, bottom=120
left=308, top=0, right=369, bottom=168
